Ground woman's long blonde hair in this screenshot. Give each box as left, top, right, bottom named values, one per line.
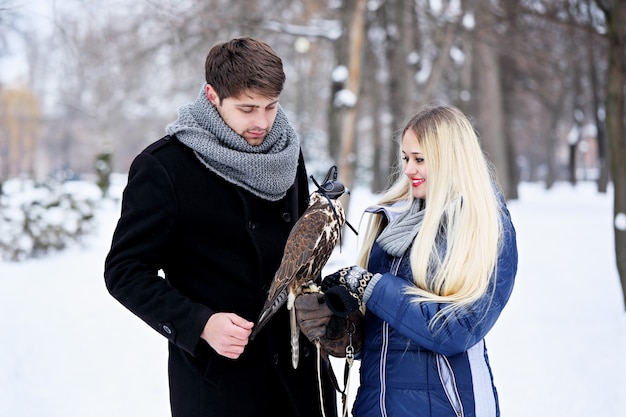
left=356, top=105, right=503, bottom=326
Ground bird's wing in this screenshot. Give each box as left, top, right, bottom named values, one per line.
left=250, top=198, right=333, bottom=339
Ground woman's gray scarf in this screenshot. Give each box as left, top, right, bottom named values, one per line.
left=165, top=84, right=300, bottom=201
left=376, top=199, right=425, bottom=257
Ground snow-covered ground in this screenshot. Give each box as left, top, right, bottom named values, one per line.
left=1, top=181, right=625, bottom=416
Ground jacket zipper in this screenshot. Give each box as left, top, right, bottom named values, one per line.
left=381, top=254, right=464, bottom=417
left=378, top=256, right=403, bottom=417
left=436, top=353, right=465, bottom=416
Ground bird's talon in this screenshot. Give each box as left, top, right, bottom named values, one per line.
left=302, top=282, right=321, bottom=294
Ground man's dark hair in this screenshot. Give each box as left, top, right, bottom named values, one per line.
left=205, top=37, right=286, bottom=101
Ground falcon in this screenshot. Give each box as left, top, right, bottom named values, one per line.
left=250, top=165, right=349, bottom=368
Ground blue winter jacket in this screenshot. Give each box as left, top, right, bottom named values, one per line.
left=353, top=199, right=518, bottom=417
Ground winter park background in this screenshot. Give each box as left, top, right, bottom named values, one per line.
left=1, top=178, right=625, bottom=417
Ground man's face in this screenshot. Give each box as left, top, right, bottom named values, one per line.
left=206, top=84, right=279, bottom=146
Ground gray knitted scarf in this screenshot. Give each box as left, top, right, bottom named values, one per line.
left=376, top=199, right=425, bottom=257
left=165, top=84, right=300, bottom=201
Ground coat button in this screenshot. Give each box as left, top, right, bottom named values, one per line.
left=162, top=324, right=172, bottom=335
left=282, top=212, right=291, bottom=222
left=248, top=221, right=256, bottom=230
left=273, top=354, right=279, bottom=365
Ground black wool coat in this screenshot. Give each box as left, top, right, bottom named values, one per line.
left=104, top=136, right=338, bottom=417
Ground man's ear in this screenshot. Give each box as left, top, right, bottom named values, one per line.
left=205, top=84, right=220, bottom=106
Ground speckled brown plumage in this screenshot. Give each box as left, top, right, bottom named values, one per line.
left=250, top=173, right=347, bottom=368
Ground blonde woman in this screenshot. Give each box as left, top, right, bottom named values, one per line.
left=298, top=104, right=518, bottom=417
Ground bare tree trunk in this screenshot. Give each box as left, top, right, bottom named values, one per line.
left=381, top=0, right=413, bottom=192
left=474, top=7, right=510, bottom=195
left=591, top=61, right=610, bottom=193
left=338, top=0, right=367, bottom=210
left=487, top=0, right=519, bottom=199
left=568, top=57, right=584, bottom=186
left=364, top=41, right=385, bottom=193
left=327, top=5, right=353, bottom=164
left=568, top=143, right=578, bottom=185
left=544, top=109, right=560, bottom=190
left=585, top=15, right=610, bottom=192
left=599, top=0, right=626, bottom=310
left=500, top=54, right=520, bottom=200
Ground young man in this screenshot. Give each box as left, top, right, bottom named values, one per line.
left=105, top=37, right=337, bottom=417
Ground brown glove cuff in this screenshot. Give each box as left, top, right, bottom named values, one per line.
left=319, top=310, right=364, bottom=357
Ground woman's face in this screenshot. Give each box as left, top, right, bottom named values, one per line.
left=401, top=130, right=428, bottom=200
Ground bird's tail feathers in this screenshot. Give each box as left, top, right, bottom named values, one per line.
left=250, top=289, right=288, bottom=340
left=290, top=306, right=300, bottom=369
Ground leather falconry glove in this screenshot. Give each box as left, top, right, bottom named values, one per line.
left=322, top=266, right=377, bottom=317
left=295, top=292, right=363, bottom=357
left=294, top=292, right=333, bottom=341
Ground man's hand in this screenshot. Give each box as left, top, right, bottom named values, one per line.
left=201, top=312, right=254, bottom=359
